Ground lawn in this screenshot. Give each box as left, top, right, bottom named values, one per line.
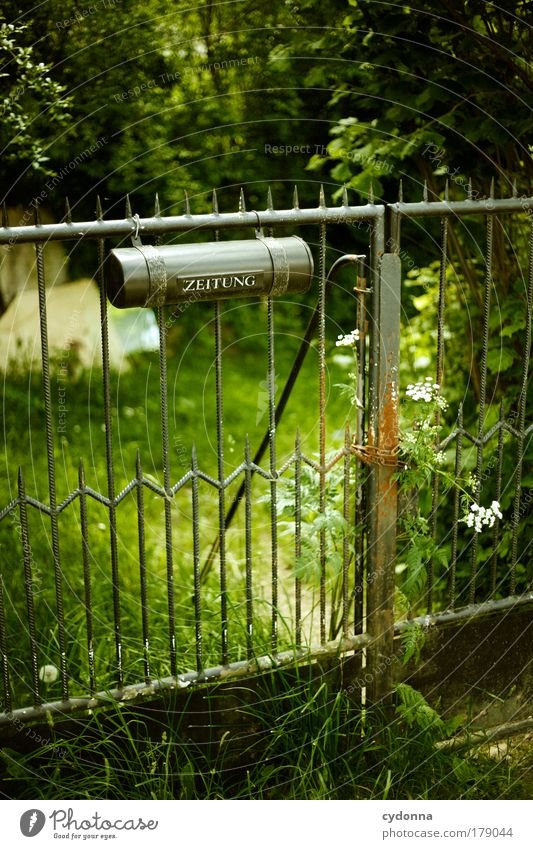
left=0, top=304, right=355, bottom=705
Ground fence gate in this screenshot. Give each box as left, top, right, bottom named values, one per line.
left=0, top=189, right=394, bottom=729
left=0, top=186, right=532, bottom=744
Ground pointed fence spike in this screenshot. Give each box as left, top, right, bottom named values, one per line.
left=342, top=184, right=349, bottom=207
left=319, top=184, right=326, bottom=208
left=184, top=190, right=191, bottom=216
left=398, top=179, right=403, bottom=203
left=489, top=176, right=495, bottom=199
left=78, top=458, right=85, bottom=486
left=245, top=433, right=250, bottom=462
left=266, top=186, right=273, bottom=212
left=125, top=194, right=132, bottom=218
left=2, top=201, right=8, bottom=228
left=295, top=427, right=301, bottom=450
left=239, top=187, right=246, bottom=213
left=293, top=185, right=300, bottom=210
left=191, top=443, right=198, bottom=467
left=468, top=177, right=473, bottom=201
left=154, top=193, right=161, bottom=217
left=64, top=196, right=72, bottom=224
left=18, top=465, right=24, bottom=489
left=512, top=177, right=518, bottom=198
left=34, top=204, right=41, bottom=226
left=212, top=188, right=219, bottom=215
left=136, top=447, right=142, bottom=477
left=423, top=179, right=428, bottom=202
left=444, top=178, right=449, bottom=202
left=368, top=180, right=374, bottom=205
left=96, top=195, right=103, bottom=220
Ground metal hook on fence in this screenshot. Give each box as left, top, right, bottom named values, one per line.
left=130, top=213, right=142, bottom=246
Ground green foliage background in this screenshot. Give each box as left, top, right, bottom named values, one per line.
left=0, top=0, right=531, bottom=800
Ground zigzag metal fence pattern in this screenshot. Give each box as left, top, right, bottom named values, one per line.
left=389, top=192, right=533, bottom=614
left=0, top=186, right=532, bottom=728
left=0, top=190, right=381, bottom=722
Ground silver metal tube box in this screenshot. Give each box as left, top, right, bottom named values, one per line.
left=106, top=235, right=314, bottom=308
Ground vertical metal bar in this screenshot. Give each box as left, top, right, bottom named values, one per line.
left=365, top=216, right=382, bottom=699
left=435, top=217, right=448, bottom=391
left=35, top=228, right=68, bottom=702
left=267, top=297, right=278, bottom=653
left=294, top=430, right=302, bottom=649
left=18, top=468, right=41, bottom=706
left=428, top=215, right=448, bottom=613
left=342, top=423, right=351, bottom=638
left=244, top=436, right=253, bottom=659
left=152, top=206, right=177, bottom=677
left=354, top=260, right=367, bottom=636
left=449, top=405, right=463, bottom=609
left=318, top=219, right=327, bottom=645
left=469, top=215, right=493, bottom=604
left=366, top=216, right=383, bottom=575
left=511, top=217, right=533, bottom=593
left=191, top=445, right=202, bottom=672
left=96, top=199, right=122, bottom=687
left=157, top=303, right=177, bottom=677
left=0, top=566, right=11, bottom=714
left=78, top=460, right=96, bottom=694
left=211, top=196, right=229, bottom=660
left=135, top=450, right=151, bottom=685
left=214, top=301, right=228, bottom=664
left=489, top=403, right=505, bottom=597
left=366, top=240, right=400, bottom=705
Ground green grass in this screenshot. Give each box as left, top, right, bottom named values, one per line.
left=1, top=321, right=528, bottom=801
left=0, top=674, right=524, bottom=800
left=0, top=321, right=354, bottom=706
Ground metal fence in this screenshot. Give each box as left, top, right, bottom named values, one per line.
left=391, top=190, right=533, bottom=613
left=0, top=185, right=531, bottom=728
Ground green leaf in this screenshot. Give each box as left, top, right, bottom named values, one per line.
left=486, top=347, right=516, bottom=373
left=500, top=318, right=526, bottom=337
left=395, top=683, right=445, bottom=735
left=401, top=623, right=426, bottom=666
left=435, top=547, right=449, bottom=569
left=403, top=544, right=427, bottom=600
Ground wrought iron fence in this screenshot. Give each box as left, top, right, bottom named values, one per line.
left=0, top=189, right=384, bottom=722
left=390, top=190, right=533, bottom=617
left=0, top=184, right=531, bottom=729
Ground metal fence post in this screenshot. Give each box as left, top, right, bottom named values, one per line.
left=366, top=251, right=401, bottom=705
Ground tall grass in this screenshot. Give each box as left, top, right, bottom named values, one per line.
left=0, top=672, right=521, bottom=800
left=0, top=334, right=352, bottom=706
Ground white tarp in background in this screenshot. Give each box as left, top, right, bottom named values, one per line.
left=0, top=279, right=159, bottom=372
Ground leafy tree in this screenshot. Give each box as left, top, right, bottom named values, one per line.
left=294, top=0, right=533, bottom=203
left=0, top=14, right=70, bottom=185
left=0, top=1, right=172, bottom=212
left=0, top=0, right=330, bottom=216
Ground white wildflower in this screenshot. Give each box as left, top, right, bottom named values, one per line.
left=405, top=378, right=448, bottom=410
left=465, top=473, right=477, bottom=490
left=336, top=329, right=360, bottom=347
left=491, top=500, right=503, bottom=520
left=462, top=501, right=502, bottom=533
left=434, top=451, right=446, bottom=466
left=39, top=664, right=59, bottom=684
